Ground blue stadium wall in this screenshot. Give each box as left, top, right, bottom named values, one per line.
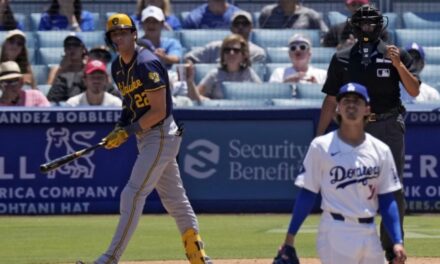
left=0, top=106, right=439, bottom=215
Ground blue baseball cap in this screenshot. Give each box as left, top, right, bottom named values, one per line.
left=405, top=42, right=425, bottom=60
left=336, top=82, right=370, bottom=103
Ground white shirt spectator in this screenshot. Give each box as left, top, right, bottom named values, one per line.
left=269, top=65, right=327, bottom=84
left=400, top=83, right=440, bottom=103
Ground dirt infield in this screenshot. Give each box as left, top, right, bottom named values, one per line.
left=124, top=257, right=440, bottom=264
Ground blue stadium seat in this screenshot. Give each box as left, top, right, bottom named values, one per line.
left=402, top=12, right=440, bottom=29
left=36, top=31, right=106, bottom=48
left=252, top=29, right=321, bottom=47
left=28, top=48, right=36, bottom=64
left=0, top=31, right=36, bottom=48
left=194, top=63, right=218, bottom=84
left=221, top=82, right=294, bottom=100
left=38, top=47, right=64, bottom=65
left=14, top=13, right=29, bottom=31
left=180, top=30, right=230, bottom=50
left=32, top=64, right=49, bottom=85
left=424, top=47, right=440, bottom=64
left=395, top=29, right=440, bottom=47
left=200, top=99, right=272, bottom=108
left=420, top=65, right=440, bottom=91
left=252, top=11, right=261, bottom=28
left=326, top=11, right=348, bottom=27
left=37, top=84, right=52, bottom=96
left=272, top=98, right=323, bottom=108
left=295, top=83, right=325, bottom=100
left=313, top=63, right=330, bottom=71
left=30, top=13, right=41, bottom=31
left=265, top=63, right=290, bottom=80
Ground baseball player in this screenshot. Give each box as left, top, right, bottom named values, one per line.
left=316, top=5, right=420, bottom=263
left=77, top=13, right=212, bottom=264
left=273, top=83, right=407, bottom=264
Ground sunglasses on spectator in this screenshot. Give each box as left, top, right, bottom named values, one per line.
left=223, top=47, right=242, bottom=54
left=233, top=20, right=251, bottom=27
left=290, top=44, right=309, bottom=52
left=0, top=79, right=21, bottom=87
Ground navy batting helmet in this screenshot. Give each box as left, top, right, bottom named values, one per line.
left=105, top=13, right=137, bottom=50
left=349, top=4, right=387, bottom=43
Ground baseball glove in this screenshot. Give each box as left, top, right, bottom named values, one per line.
left=273, top=244, right=300, bottom=264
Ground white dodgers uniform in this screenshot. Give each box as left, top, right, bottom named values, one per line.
left=296, top=131, right=402, bottom=264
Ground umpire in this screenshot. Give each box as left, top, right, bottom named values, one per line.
left=316, top=4, right=420, bottom=264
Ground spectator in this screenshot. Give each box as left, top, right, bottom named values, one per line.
left=259, top=0, right=328, bottom=32
left=401, top=42, right=440, bottom=103
left=46, top=35, right=120, bottom=104
left=1, top=29, right=36, bottom=89
left=0, top=61, right=50, bottom=106
left=269, top=34, right=327, bottom=84
left=0, top=0, right=24, bottom=30
left=182, top=0, right=241, bottom=29
left=38, top=0, right=95, bottom=31
left=65, top=60, right=122, bottom=107
left=323, top=0, right=390, bottom=49
left=133, top=0, right=181, bottom=31
left=47, top=33, right=88, bottom=85
left=186, top=34, right=262, bottom=102
left=184, top=10, right=266, bottom=64
left=88, top=45, right=113, bottom=65
left=138, top=5, right=182, bottom=69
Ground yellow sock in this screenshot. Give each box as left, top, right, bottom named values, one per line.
left=182, top=228, right=212, bottom=264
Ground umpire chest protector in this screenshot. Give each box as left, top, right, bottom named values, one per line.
left=323, top=40, right=418, bottom=114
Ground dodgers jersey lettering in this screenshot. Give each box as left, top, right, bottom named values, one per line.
left=111, top=47, right=172, bottom=126
left=296, top=131, right=401, bottom=219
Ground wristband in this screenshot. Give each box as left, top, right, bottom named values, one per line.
left=124, top=122, right=143, bottom=135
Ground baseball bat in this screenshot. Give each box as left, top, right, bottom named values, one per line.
left=40, top=141, right=106, bottom=173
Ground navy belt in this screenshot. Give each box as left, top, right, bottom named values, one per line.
left=330, top=213, right=374, bottom=224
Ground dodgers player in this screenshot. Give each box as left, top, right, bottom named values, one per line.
left=273, top=83, right=407, bottom=264
left=77, top=13, right=212, bottom=264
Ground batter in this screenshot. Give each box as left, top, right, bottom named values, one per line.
left=77, top=13, right=212, bottom=264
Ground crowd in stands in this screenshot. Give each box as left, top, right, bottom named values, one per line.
left=0, top=0, right=440, bottom=108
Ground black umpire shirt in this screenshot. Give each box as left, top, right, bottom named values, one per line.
left=322, top=39, right=420, bottom=114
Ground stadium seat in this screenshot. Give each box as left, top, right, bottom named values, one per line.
left=180, top=30, right=230, bottom=50
left=37, top=84, right=52, bottom=96
left=271, top=98, right=323, bottom=108
left=194, top=63, right=218, bottom=84
left=221, top=82, right=294, bottom=100
left=420, top=65, right=440, bottom=91
left=0, top=31, right=36, bottom=48
left=295, top=83, right=325, bottom=100
left=265, top=63, right=290, bottom=80
left=200, top=99, right=272, bottom=108
left=38, top=47, right=64, bottom=65
left=28, top=48, right=36, bottom=64
left=30, top=13, right=41, bottom=31
left=252, top=11, right=261, bottom=28
left=32, top=64, right=49, bottom=85
left=14, top=13, right=29, bottom=31
left=424, top=47, right=440, bottom=64
left=402, top=12, right=440, bottom=29
left=36, top=31, right=106, bottom=48
left=252, top=29, right=321, bottom=47
left=395, top=29, right=440, bottom=47
left=313, top=63, right=330, bottom=71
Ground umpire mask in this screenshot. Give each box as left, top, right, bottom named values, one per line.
left=349, top=4, right=387, bottom=43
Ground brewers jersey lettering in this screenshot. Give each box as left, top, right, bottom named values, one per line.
left=111, top=47, right=173, bottom=126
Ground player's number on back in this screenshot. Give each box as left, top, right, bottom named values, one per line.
left=134, top=91, right=150, bottom=108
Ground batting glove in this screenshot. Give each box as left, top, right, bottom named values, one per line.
left=103, top=127, right=129, bottom=149
left=273, top=244, right=300, bottom=264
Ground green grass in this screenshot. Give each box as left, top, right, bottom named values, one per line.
left=0, top=214, right=439, bottom=263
